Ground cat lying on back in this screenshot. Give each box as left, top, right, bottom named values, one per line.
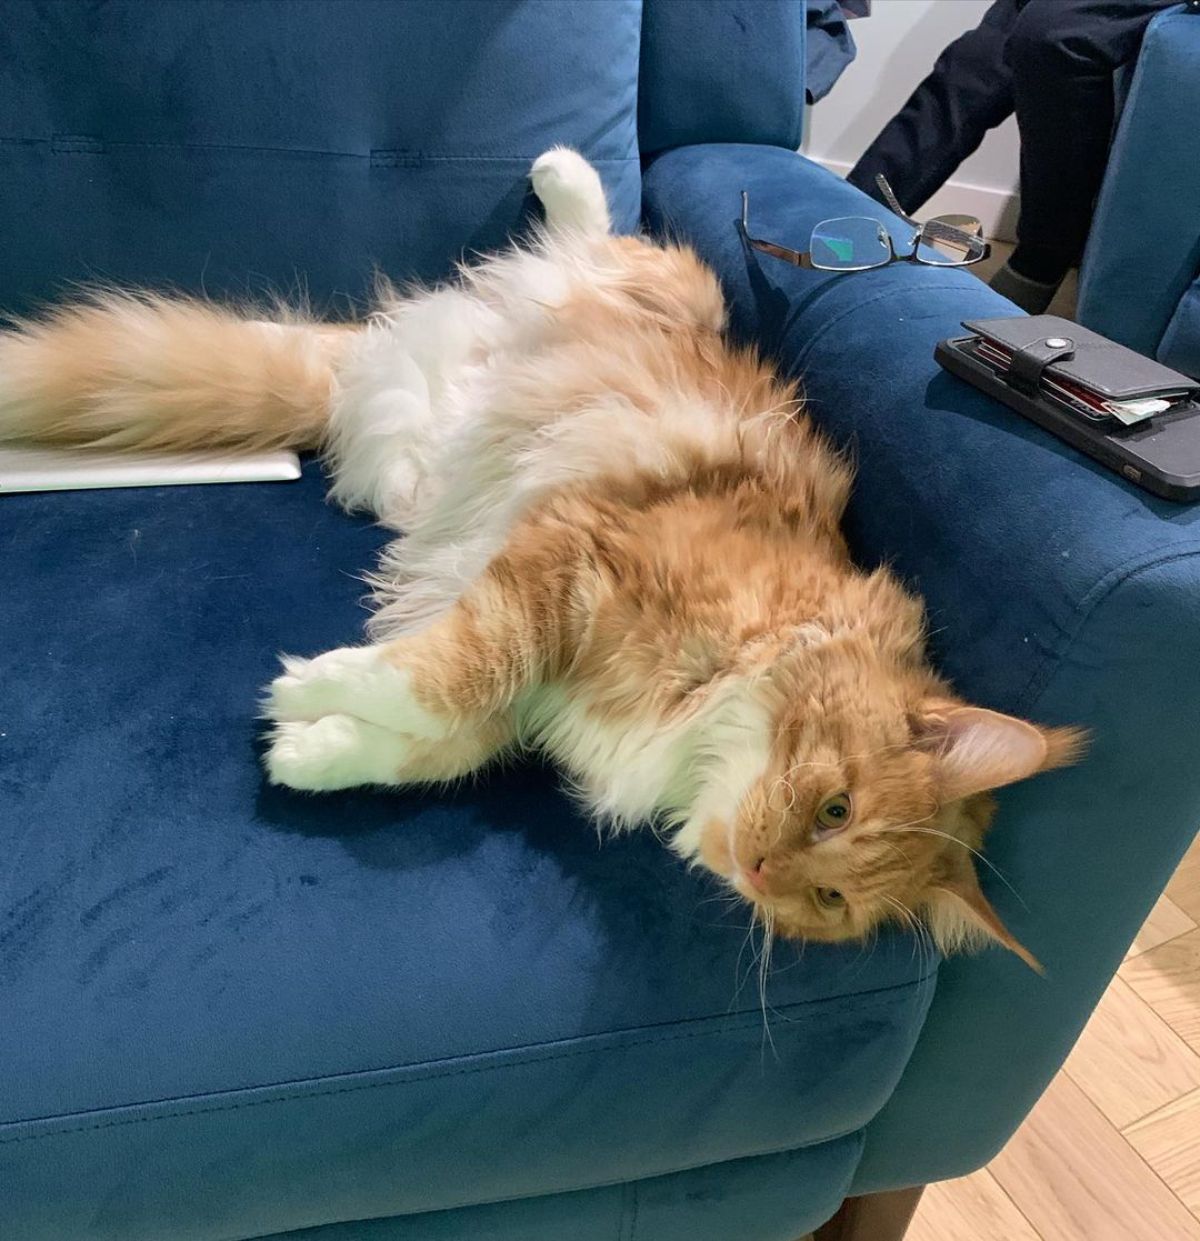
left=0, top=148, right=1082, bottom=966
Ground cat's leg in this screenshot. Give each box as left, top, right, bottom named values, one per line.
left=323, top=302, right=478, bottom=529
left=531, top=147, right=611, bottom=237
left=265, top=710, right=515, bottom=792
left=263, top=639, right=518, bottom=792
left=264, top=537, right=578, bottom=791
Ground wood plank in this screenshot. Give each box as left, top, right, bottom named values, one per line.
left=989, top=1071, right=1200, bottom=1240
left=1126, top=1086, right=1200, bottom=1217
left=1166, top=836, right=1200, bottom=923
left=908, top=1170, right=1040, bottom=1241
left=1125, top=895, right=1196, bottom=961
left=1123, top=929, right=1200, bottom=1054
left=1065, top=974, right=1200, bottom=1128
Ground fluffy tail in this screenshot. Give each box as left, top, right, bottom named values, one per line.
left=0, top=292, right=355, bottom=452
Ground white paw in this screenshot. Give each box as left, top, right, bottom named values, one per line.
left=530, top=147, right=609, bottom=237
left=265, top=715, right=411, bottom=791
left=265, top=646, right=446, bottom=736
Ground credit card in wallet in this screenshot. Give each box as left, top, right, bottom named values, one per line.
left=972, top=338, right=1183, bottom=426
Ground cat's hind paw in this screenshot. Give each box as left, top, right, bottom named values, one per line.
left=531, top=146, right=610, bottom=237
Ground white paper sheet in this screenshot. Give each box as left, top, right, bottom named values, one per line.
left=0, top=446, right=302, bottom=494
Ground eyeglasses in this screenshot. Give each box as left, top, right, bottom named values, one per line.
left=740, top=175, right=990, bottom=271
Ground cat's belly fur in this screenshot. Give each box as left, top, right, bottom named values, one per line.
left=321, top=251, right=756, bottom=643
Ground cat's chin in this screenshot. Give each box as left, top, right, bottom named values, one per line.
left=687, top=829, right=770, bottom=910
left=692, top=816, right=735, bottom=876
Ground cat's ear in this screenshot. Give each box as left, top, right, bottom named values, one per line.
left=923, top=851, right=1044, bottom=974
left=911, top=702, right=1085, bottom=802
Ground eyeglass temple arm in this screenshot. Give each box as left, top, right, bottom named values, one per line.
left=873, top=176, right=985, bottom=253
left=739, top=191, right=813, bottom=268
left=874, top=175, right=919, bottom=227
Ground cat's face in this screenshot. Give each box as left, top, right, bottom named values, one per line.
left=693, top=687, right=1082, bottom=969
left=703, top=750, right=992, bottom=946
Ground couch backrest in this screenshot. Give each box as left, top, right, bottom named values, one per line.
left=638, top=0, right=807, bottom=156
left=0, top=0, right=807, bottom=315
left=1076, top=6, right=1200, bottom=368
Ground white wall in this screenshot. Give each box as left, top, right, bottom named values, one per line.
left=804, top=0, right=1020, bottom=240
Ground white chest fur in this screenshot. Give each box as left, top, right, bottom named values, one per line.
left=516, top=680, right=773, bottom=861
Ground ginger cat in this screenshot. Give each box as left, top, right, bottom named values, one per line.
left=0, top=149, right=1082, bottom=966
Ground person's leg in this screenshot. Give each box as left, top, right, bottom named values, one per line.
left=1001, top=0, right=1175, bottom=300
left=847, top=0, right=1021, bottom=215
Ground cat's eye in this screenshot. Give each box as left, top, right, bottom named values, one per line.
left=815, top=792, right=853, bottom=833
left=816, top=887, right=846, bottom=910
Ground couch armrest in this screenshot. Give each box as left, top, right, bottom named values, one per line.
left=643, top=143, right=1200, bottom=1190
left=1077, top=6, right=1200, bottom=358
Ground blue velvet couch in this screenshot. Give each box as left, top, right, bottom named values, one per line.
left=1078, top=3, right=1200, bottom=378
left=3, top=4, right=1198, bottom=1240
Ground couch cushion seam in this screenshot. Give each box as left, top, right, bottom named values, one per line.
left=0, top=980, right=931, bottom=1145
left=230, top=1128, right=867, bottom=1241
left=0, top=135, right=638, bottom=161
left=628, top=1180, right=641, bottom=1241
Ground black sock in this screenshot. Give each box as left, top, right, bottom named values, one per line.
left=1008, top=244, right=1070, bottom=287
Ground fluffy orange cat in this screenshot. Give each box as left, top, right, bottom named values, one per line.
left=0, top=148, right=1082, bottom=966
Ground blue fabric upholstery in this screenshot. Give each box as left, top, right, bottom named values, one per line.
left=5, top=1, right=1191, bottom=1237
left=252, top=1140, right=862, bottom=1241
left=0, top=0, right=642, bottom=317
left=1077, top=6, right=1200, bottom=366
left=643, top=143, right=1200, bottom=1188
left=638, top=0, right=808, bottom=154
left=1, top=462, right=934, bottom=1240
left=1160, top=274, right=1200, bottom=380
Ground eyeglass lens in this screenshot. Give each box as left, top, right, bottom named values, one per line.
left=809, top=217, right=892, bottom=271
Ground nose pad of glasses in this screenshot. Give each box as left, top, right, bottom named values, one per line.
left=809, top=216, right=893, bottom=271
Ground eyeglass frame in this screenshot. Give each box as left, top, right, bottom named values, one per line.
left=739, top=174, right=990, bottom=271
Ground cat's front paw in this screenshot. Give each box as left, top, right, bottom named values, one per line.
left=265, top=645, right=445, bottom=736
left=265, top=715, right=410, bottom=791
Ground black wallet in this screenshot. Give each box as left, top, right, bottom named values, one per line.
left=936, top=315, right=1200, bottom=501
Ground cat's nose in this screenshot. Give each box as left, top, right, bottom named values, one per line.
left=746, top=857, right=769, bottom=892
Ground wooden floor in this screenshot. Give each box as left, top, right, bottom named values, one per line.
left=908, top=835, right=1200, bottom=1241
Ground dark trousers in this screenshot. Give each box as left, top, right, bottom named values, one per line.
left=846, top=0, right=1174, bottom=283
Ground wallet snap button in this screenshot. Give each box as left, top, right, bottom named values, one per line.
left=1045, top=336, right=1071, bottom=348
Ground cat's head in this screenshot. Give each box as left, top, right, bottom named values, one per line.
left=682, top=636, right=1084, bottom=970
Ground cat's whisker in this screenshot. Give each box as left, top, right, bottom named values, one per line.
left=888, top=825, right=1028, bottom=910
left=881, top=893, right=932, bottom=973
left=882, top=892, right=938, bottom=975
left=765, top=771, right=799, bottom=817
left=757, top=908, right=779, bottom=1064
left=696, top=890, right=743, bottom=910
left=730, top=913, right=761, bottom=1010
left=887, top=807, right=939, bottom=832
